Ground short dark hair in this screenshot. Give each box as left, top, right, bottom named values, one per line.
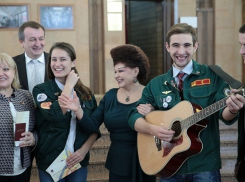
left=239, top=23, right=245, bottom=34
left=48, top=42, right=93, bottom=101
left=166, top=23, right=197, bottom=45
left=110, top=44, right=150, bottom=83
left=18, top=21, right=45, bottom=41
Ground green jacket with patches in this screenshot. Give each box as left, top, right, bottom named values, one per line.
left=33, top=79, right=99, bottom=171
left=128, top=60, right=237, bottom=174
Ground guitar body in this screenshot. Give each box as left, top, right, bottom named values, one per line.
left=137, top=101, right=208, bottom=178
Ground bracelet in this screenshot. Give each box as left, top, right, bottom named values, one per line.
left=229, top=109, right=239, bottom=115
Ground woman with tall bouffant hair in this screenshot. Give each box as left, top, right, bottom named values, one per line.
left=59, top=44, right=156, bottom=182
left=33, top=42, right=100, bottom=182
left=0, top=53, right=37, bottom=182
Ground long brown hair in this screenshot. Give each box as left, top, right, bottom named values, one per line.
left=48, top=42, right=92, bottom=101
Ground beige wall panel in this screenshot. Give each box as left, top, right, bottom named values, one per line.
left=215, top=0, right=235, bottom=10
left=215, top=0, right=242, bottom=81
left=215, top=44, right=234, bottom=68
left=216, top=10, right=235, bottom=28
left=215, top=27, right=235, bottom=45
left=178, top=0, right=196, bottom=17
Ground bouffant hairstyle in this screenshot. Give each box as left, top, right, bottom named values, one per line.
left=110, top=44, right=150, bottom=83
left=166, top=23, right=197, bottom=45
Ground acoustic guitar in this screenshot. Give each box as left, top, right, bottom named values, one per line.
left=137, top=91, right=243, bottom=179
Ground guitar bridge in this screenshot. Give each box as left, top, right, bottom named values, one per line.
left=154, top=136, right=162, bottom=151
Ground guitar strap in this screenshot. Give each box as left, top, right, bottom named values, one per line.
left=208, top=65, right=242, bottom=89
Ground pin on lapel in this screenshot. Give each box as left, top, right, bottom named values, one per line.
left=54, top=92, right=60, bottom=96
left=162, top=91, right=172, bottom=94
left=166, top=96, right=172, bottom=103
left=163, top=102, right=168, bottom=108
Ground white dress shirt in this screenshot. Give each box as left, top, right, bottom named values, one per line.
left=25, top=53, right=45, bottom=93
left=55, top=79, right=77, bottom=153
left=173, top=60, right=193, bottom=86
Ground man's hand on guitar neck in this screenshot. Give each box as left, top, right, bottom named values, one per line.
left=223, top=89, right=245, bottom=121
left=134, top=117, right=175, bottom=142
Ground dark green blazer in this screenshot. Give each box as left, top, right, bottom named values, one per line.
left=33, top=79, right=99, bottom=171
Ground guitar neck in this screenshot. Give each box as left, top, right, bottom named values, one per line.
left=182, top=97, right=228, bottom=129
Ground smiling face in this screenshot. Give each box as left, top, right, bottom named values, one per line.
left=114, top=63, right=138, bottom=88
left=239, top=33, right=245, bottom=62
left=0, top=62, right=15, bottom=91
left=20, top=27, right=45, bottom=59
left=50, top=48, right=75, bottom=84
left=166, top=33, right=198, bottom=70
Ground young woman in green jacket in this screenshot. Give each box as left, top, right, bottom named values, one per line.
left=33, top=42, right=99, bottom=182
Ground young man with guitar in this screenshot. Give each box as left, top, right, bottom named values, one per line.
left=128, top=23, right=245, bottom=182
left=235, top=23, right=245, bottom=182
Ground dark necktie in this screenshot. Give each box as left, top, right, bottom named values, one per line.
left=178, top=72, right=185, bottom=92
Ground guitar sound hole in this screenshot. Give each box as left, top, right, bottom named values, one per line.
left=171, top=121, right=181, bottom=138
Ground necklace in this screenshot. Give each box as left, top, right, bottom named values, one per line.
left=123, top=86, right=138, bottom=102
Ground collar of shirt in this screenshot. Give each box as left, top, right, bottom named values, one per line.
left=172, top=60, right=193, bottom=78
left=55, top=78, right=74, bottom=98
left=25, top=52, right=45, bottom=64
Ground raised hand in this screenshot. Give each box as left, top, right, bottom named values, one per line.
left=59, top=91, right=80, bottom=112
left=65, top=70, right=79, bottom=89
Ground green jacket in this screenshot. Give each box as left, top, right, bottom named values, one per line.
left=128, top=60, right=237, bottom=174
left=33, top=79, right=99, bottom=171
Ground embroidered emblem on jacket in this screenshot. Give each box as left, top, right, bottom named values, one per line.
left=191, top=79, right=210, bottom=87
left=40, top=102, right=52, bottom=109
left=37, top=93, right=47, bottom=102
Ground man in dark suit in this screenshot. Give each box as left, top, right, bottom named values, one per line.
left=12, top=21, right=49, bottom=182
left=13, top=21, right=49, bottom=92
